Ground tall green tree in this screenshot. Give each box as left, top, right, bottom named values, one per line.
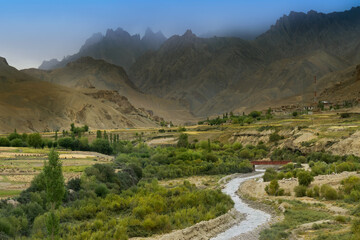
left=43, top=149, right=65, bottom=239
left=177, top=134, right=189, bottom=148
left=96, top=130, right=102, bottom=139
left=28, top=133, right=43, bottom=148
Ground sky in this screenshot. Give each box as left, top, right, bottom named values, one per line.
left=0, top=0, right=358, bottom=69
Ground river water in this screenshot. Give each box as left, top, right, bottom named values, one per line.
left=211, top=172, right=271, bottom=240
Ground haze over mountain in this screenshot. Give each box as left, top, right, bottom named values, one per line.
left=130, top=7, right=360, bottom=116
left=39, top=28, right=167, bottom=71
left=33, top=6, right=360, bottom=119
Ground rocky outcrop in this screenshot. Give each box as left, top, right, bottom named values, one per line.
left=0, top=57, right=9, bottom=66
left=329, top=131, right=360, bottom=156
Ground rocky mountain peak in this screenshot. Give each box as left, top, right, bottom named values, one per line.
left=183, top=29, right=196, bottom=39
left=80, top=32, right=104, bottom=52
left=0, top=57, right=9, bottom=66
left=142, top=27, right=167, bottom=49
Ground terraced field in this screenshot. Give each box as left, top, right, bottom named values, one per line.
left=0, top=147, right=112, bottom=197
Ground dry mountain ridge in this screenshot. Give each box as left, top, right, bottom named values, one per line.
left=130, top=7, right=360, bottom=116
left=37, top=7, right=360, bottom=117
left=0, top=57, right=160, bottom=133
left=25, top=57, right=197, bottom=124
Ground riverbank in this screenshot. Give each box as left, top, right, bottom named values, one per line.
left=131, top=171, right=278, bottom=240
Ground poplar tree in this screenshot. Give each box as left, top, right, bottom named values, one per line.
left=44, top=149, right=65, bottom=239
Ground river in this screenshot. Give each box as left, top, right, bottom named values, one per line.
left=211, top=171, right=271, bottom=240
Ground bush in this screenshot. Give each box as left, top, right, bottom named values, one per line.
left=10, top=138, right=23, bottom=147
left=320, top=184, right=338, bottom=200
left=351, top=219, right=360, bottom=238
left=27, top=133, right=43, bottom=148
left=297, top=171, right=314, bottom=186
left=263, top=168, right=278, bottom=182
left=0, top=138, right=10, bottom=147
left=204, top=153, right=218, bottom=163
left=0, top=218, right=12, bottom=237
left=265, top=180, right=284, bottom=196
left=294, top=185, right=307, bottom=197
left=313, top=185, right=320, bottom=197
left=58, top=137, right=73, bottom=150
left=249, top=111, right=261, bottom=118
left=292, top=112, right=298, bottom=117
left=95, top=184, right=109, bottom=198
left=341, top=176, right=360, bottom=194
left=67, top=178, right=82, bottom=192
left=340, top=113, right=350, bottom=118
left=269, top=133, right=283, bottom=143
left=334, top=215, right=348, bottom=223
left=91, top=139, right=112, bottom=155
left=306, top=188, right=314, bottom=197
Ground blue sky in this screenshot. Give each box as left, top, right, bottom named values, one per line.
left=0, top=0, right=358, bottom=69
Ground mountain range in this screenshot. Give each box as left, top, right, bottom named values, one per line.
left=1, top=7, right=360, bottom=132
left=38, top=7, right=360, bottom=118
left=39, top=28, right=167, bottom=71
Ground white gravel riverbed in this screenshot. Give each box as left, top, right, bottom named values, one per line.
left=211, top=172, right=271, bottom=240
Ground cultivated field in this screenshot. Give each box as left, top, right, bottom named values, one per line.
left=0, top=147, right=112, bottom=198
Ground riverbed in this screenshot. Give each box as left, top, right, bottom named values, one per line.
left=211, top=172, right=271, bottom=240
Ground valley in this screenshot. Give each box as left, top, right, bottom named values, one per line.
left=1, top=3, right=360, bottom=240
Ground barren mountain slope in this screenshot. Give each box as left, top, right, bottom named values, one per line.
left=25, top=57, right=196, bottom=124
left=129, top=7, right=360, bottom=116
left=0, top=58, right=159, bottom=133
left=320, top=64, right=360, bottom=103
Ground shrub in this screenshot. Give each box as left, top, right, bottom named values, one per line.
left=320, top=184, right=338, bottom=200
left=292, top=112, right=298, bottom=117
left=265, top=180, right=284, bottom=196
left=0, top=218, right=12, bottom=237
left=0, top=137, right=10, bottom=147
left=239, top=149, right=252, bottom=159
left=345, top=190, right=360, bottom=203
left=67, top=178, right=82, bottom=192
left=297, top=171, right=314, bottom=186
left=313, top=185, right=320, bottom=198
left=351, top=219, right=360, bottom=237
left=232, top=142, right=242, bottom=150
left=10, top=138, right=23, bottom=147
left=204, top=153, right=218, bottom=163
left=58, top=137, right=73, bottom=150
left=27, top=133, right=43, bottom=148
left=249, top=111, right=261, bottom=118
left=91, top=139, right=112, bottom=155
left=269, top=133, right=283, bottom=143
left=263, top=168, right=278, bottom=182
left=306, top=188, right=314, bottom=197
left=334, top=215, right=348, bottom=223
left=95, top=184, right=109, bottom=198
left=340, top=113, right=350, bottom=118
left=341, top=176, right=360, bottom=194
left=294, top=185, right=307, bottom=197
